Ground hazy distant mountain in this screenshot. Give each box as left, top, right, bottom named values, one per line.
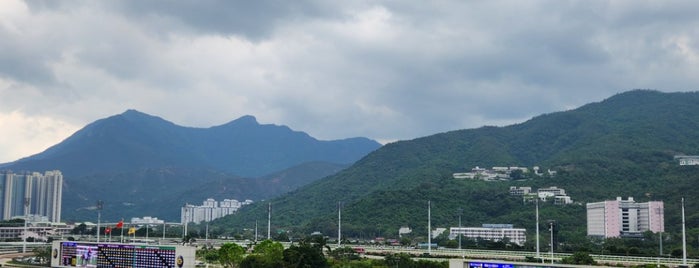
left=2, top=110, right=380, bottom=178
left=219, top=90, right=699, bottom=240
left=0, top=110, right=381, bottom=221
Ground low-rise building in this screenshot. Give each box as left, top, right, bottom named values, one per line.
left=509, top=186, right=532, bottom=196
left=675, top=155, right=699, bottom=165
left=449, top=224, right=526, bottom=246
left=130, top=216, right=164, bottom=225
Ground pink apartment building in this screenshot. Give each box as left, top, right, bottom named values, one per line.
left=587, top=197, right=664, bottom=238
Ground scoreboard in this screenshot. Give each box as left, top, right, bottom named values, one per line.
left=50, top=241, right=195, bottom=268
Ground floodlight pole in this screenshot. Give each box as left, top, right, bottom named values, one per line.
left=23, top=197, right=30, bottom=253
left=96, top=200, right=103, bottom=243
left=682, top=197, right=687, bottom=266
left=536, top=196, right=541, bottom=259
left=458, top=208, right=463, bottom=258
left=428, top=200, right=432, bottom=255
left=338, top=201, right=342, bottom=248
left=549, top=221, right=554, bottom=264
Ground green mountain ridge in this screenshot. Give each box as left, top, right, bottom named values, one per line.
left=217, top=90, right=699, bottom=248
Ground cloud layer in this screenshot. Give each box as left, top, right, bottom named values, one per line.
left=1, top=0, right=698, bottom=162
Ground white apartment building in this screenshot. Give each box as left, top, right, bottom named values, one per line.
left=0, top=170, right=63, bottom=222
left=449, top=224, right=526, bottom=246
left=181, top=198, right=253, bottom=224
left=587, top=197, right=664, bottom=238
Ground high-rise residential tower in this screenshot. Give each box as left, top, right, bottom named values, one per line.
left=0, top=170, right=63, bottom=222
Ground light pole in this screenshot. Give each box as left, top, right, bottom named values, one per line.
left=682, top=197, right=687, bottom=267
left=267, top=203, right=271, bottom=240
left=427, top=200, right=431, bottom=255
left=338, top=201, right=342, bottom=248
left=536, top=199, right=541, bottom=259
left=96, top=200, right=103, bottom=243
left=22, top=197, right=30, bottom=253
left=549, top=220, right=554, bottom=264
left=458, top=208, right=463, bottom=258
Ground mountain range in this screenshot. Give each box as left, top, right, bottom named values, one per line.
left=0, top=110, right=382, bottom=221
left=215, top=90, right=699, bottom=244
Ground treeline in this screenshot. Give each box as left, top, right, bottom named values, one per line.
left=196, top=236, right=446, bottom=268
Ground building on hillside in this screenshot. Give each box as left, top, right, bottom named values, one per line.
left=509, top=186, right=532, bottom=196
left=675, top=155, right=699, bottom=166
left=0, top=170, right=63, bottom=222
left=432, top=228, right=447, bottom=239
left=538, top=186, right=565, bottom=197
left=554, top=195, right=573, bottom=205
left=398, top=227, right=412, bottom=237
left=587, top=197, right=664, bottom=238
left=181, top=198, right=253, bottom=224
left=449, top=224, right=526, bottom=246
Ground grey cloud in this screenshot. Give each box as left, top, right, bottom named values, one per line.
left=3, top=0, right=699, bottom=151
left=0, top=29, right=56, bottom=86
left=29, top=0, right=341, bottom=40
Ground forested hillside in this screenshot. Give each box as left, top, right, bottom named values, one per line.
left=215, top=90, right=699, bottom=254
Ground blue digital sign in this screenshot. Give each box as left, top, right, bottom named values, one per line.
left=469, top=262, right=515, bottom=268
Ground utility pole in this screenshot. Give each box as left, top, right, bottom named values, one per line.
left=267, top=203, right=271, bottom=240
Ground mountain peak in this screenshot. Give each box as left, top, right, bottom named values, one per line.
left=234, top=115, right=258, bottom=124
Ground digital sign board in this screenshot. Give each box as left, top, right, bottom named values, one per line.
left=469, top=262, right=515, bottom=268
left=51, top=241, right=195, bottom=268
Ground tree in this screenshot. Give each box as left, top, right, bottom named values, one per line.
left=283, top=242, right=328, bottom=268
left=329, top=247, right=360, bottom=262
left=71, top=223, right=88, bottom=235
left=32, top=246, right=51, bottom=266
left=197, top=246, right=219, bottom=264
left=219, top=243, right=245, bottom=268
left=384, top=253, right=414, bottom=268
left=561, top=251, right=596, bottom=265
left=247, top=240, right=284, bottom=267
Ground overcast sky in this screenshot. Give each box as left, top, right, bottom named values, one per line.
left=1, top=0, right=698, bottom=163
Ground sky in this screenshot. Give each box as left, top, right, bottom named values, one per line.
left=1, top=0, right=698, bottom=163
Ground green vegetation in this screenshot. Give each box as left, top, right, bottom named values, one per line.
left=209, top=90, right=699, bottom=257
left=196, top=239, right=447, bottom=268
